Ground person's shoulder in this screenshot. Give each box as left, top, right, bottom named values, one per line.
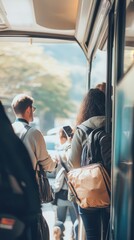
left=27, top=127, right=45, bottom=144
left=76, top=120, right=92, bottom=134
left=74, top=120, right=93, bottom=142
left=12, top=121, right=25, bottom=132
left=80, top=118, right=92, bottom=128
left=28, top=126, right=43, bottom=137
left=12, top=121, right=21, bottom=127
left=73, top=126, right=86, bottom=142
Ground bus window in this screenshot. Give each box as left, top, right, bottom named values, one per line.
left=0, top=41, right=88, bottom=133
left=124, top=1, right=134, bottom=73
left=90, top=49, right=107, bottom=88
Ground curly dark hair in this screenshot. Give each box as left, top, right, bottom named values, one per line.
left=76, top=88, right=105, bottom=125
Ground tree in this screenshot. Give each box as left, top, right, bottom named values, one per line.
left=0, top=43, right=75, bottom=130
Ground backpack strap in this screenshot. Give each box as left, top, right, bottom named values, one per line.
left=20, top=125, right=31, bottom=141
left=60, top=156, right=70, bottom=173
left=97, top=130, right=111, bottom=175
left=77, top=124, right=92, bottom=135
left=90, top=127, right=105, bottom=164
left=77, top=124, right=93, bottom=166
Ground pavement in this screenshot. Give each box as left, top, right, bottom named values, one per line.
left=42, top=202, right=73, bottom=240
left=42, top=178, right=73, bottom=240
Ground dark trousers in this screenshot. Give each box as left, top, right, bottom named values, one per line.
left=79, top=207, right=110, bottom=240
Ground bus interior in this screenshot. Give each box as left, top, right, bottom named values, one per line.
left=0, top=0, right=134, bottom=239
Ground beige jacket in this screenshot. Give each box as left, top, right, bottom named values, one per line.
left=68, top=116, right=105, bottom=168
left=12, top=121, right=57, bottom=171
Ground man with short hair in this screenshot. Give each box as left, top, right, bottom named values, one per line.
left=11, top=93, right=57, bottom=171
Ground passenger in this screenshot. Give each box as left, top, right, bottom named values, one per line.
left=68, top=88, right=110, bottom=240
left=0, top=101, right=49, bottom=240
left=11, top=93, right=58, bottom=172
left=52, top=128, right=79, bottom=240
left=96, top=82, right=113, bottom=96
left=96, top=82, right=106, bottom=93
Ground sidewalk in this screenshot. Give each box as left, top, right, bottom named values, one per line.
left=42, top=202, right=73, bottom=240
left=42, top=178, right=73, bottom=240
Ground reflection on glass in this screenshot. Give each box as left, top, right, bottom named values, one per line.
left=124, top=1, right=134, bottom=72
left=113, top=87, right=133, bottom=239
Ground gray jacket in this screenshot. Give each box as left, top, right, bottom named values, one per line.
left=68, top=116, right=105, bottom=168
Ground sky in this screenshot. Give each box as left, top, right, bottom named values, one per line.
left=42, top=43, right=107, bottom=89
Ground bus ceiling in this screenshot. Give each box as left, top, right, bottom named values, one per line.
left=0, top=0, right=113, bottom=62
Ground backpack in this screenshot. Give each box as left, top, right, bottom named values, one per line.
left=0, top=102, right=41, bottom=239
left=77, top=124, right=111, bottom=176
left=66, top=124, right=111, bottom=208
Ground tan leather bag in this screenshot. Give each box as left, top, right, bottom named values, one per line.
left=67, top=163, right=110, bottom=208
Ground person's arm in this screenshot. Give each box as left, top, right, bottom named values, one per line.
left=28, top=129, right=58, bottom=171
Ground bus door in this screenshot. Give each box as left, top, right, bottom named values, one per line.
left=111, top=1, right=134, bottom=239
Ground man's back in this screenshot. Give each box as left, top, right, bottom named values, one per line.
left=11, top=93, right=57, bottom=172
left=12, top=120, right=57, bottom=171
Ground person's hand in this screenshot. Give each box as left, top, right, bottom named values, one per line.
left=53, top=154, right=60, bottom=165
left=66, top=136, right=72, bottom=143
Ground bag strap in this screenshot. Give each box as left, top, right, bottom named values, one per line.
left=60, top=161, right=80, bottom=218
left=100, top=164, right=111, bottom=197
left=90, top=127, right=105, bottom=164
left=35, top=161, right=47, bottom=178
left=77, top=125, right=93, bottom=151
left=77, top=124, right=92, bottom=136
left=20, top=125, right=31, bottom=141
left=60, top=156, right=70, bottom=173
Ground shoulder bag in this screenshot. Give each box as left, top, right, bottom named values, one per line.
left=67, top=163, right=110, bottom=208
left=36, top=162, right=54, bottom=204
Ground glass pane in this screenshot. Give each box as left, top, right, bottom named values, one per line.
left=112, top=66, right=134, bottom=239
left=0, top=41, right=88, bottom=133
left=90, top=49, right=107, bottom=88
left=124, top=1, right=134, bottom=72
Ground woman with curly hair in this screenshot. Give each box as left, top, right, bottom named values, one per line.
left=68, top=88, right=110, bottom=240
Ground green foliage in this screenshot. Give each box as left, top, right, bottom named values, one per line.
left=0, top=43, right=74, bottom=118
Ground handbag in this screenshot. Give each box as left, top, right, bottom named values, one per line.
left=67, top=163, right=110, bottom=208
left=36, top=162, right=54, bottom=204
